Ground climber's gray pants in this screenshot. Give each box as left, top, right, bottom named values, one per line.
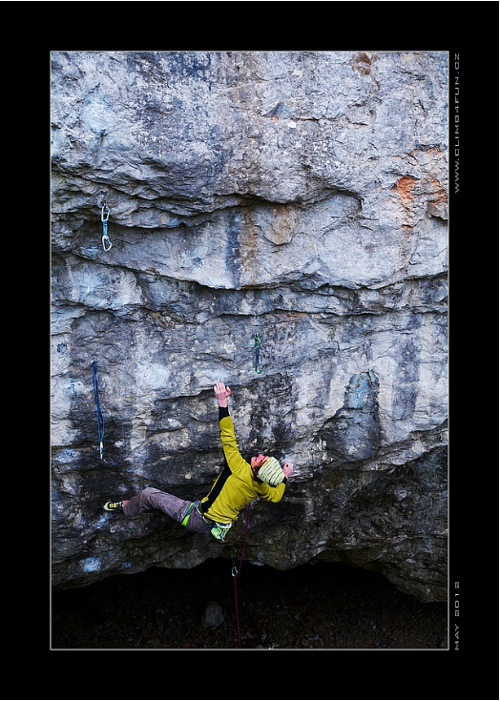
left=123, top=487, right=209, bottom=533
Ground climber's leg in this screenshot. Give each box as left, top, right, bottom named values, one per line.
left=123, top=487, right=191, bottom=523
left=121, top=488, right=211, bottom=549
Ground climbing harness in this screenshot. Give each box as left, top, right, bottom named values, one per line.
left=210, top=521, right=232, bottom=541
left=92, top=360, right=105, bottom=460
left=180, top=502, right=196, bottom=528
left=200, top=510, right=233, bottom=541
left=231, top=502, right=252, bottom=648
left=100, top=202, right=113, bottom=252
left=253, top=334, right=262, bottom=374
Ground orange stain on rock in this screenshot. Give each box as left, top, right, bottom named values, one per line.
left=396, top=175, right=416, bottom=205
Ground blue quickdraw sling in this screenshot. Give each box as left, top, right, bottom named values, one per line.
left=92, top=360, right=105, bottom=460
left=254, top=334, right=262, bottom=374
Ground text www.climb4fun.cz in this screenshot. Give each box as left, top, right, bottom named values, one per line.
left=454, top=581, right=459, bottom=650
left=454, top=54, right=459, bottom=194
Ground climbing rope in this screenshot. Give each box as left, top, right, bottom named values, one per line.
left=92, top=360, right=105, bottom=460
left=100, top=202, right=112, bottom=252
left=231, top=502, right=252, bottom=648
left=253, top=334, right=262, bottom=374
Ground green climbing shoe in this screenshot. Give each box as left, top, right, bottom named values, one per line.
left=103, top=501, right=124, bottom=512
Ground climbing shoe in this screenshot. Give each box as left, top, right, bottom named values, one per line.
left=103, top=501, right=124, bottom=512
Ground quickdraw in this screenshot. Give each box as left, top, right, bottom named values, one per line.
left=100, top=202, right=112, bottom=252
left=231, top=547, right=239, bottom=577
left=253, top=334, right=262, bottom=374
left=92, top=360, right=105, bottom=460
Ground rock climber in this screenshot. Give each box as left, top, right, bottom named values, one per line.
left=103, top=381, right=294, bottom=549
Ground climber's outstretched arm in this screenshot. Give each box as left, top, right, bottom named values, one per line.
left=213, top=381, right=248, bottom=474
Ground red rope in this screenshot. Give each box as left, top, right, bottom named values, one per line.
left=233, top=503, right=251, bottom=648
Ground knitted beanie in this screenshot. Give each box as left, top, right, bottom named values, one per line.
left=257, top=457, right=284, bottom=486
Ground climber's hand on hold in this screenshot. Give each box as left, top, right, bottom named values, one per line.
left=214, top=381, right=231, bottom=407
left=282, top=462, right=294, bottom=479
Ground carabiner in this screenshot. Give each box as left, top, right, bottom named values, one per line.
left=102, top=234, right=113, bottom=252
left=101, top=205, right=110, bottom=222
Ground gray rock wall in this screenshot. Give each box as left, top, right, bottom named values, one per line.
left=51, top=51, right=448, bottom=601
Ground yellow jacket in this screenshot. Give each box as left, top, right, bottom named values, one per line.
left=200, top=409, right=286, bottom=524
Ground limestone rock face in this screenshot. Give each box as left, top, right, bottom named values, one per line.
left=51, top=51, right=448, bottom=602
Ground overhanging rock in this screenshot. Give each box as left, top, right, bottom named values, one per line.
left=51, top=51, right=448, bottom=602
